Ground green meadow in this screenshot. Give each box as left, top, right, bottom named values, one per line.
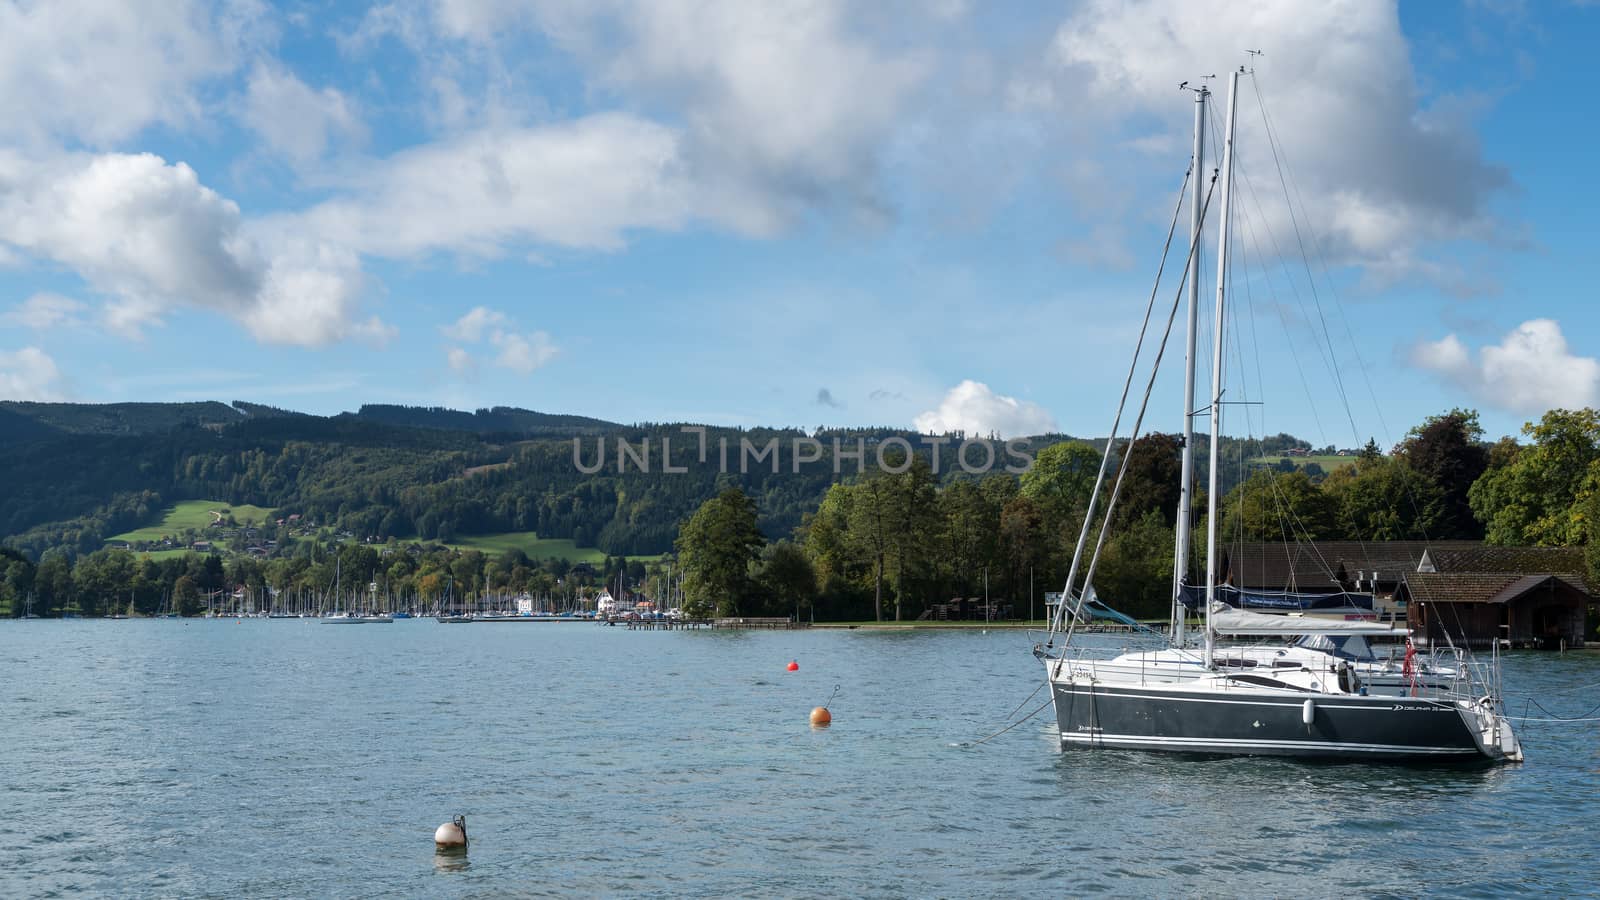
left=107, top=500, right=278, bottom=544
left=1247, top=454, right=1357, bottom=472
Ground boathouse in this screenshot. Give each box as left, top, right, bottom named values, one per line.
left=1219, top=541, right=1596, bottom=647
left=1395, top=546, right=1592, bottom=650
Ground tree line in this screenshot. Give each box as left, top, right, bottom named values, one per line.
left=0, top=538, right=649, bottom=619
left=672, top=409, right=1600, bottom=622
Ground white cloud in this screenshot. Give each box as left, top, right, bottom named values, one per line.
left=2, top=293, right=87, bottom=330
left=1412, top=319, right=1600, bottom=414
left=491, top=329, right=558, bottom=374
left=0, top=151, right=385, bottom=347
left=0, top=0, right=248, bottom=147
left=443, top=306, right=508, bottom=342
left=1413, top=333, right=1471, bottom=377
left=0, top=346, right=65, bottom=400
left=415, top=0, right=929, bottom=234
left=441, top=306, right=558, bottom=375
left=1021, top=0, right=1510, bottom=283
left=241, top=63, right=364, bottom=163
left=298, top=115, right=694, bottom=258
left=914, top=380, right=1057, bottom=438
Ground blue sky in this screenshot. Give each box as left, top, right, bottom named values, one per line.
left=1, top=0, right=1597, bottom=448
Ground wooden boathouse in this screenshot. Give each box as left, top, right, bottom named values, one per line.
left=1220, top=541, right=1595, bottom=649
left=1396, top=546, right=1592, bottom=650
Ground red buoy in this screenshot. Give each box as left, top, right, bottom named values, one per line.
left=786, top=660, right=799, bottom=672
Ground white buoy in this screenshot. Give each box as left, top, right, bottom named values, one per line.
left=1301, top=699, right=1315, bottom=726
left=434, top=815, right=468, bottom=852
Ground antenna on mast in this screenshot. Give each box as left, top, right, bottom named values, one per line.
left=1244, top=50, right=1263, bottom=73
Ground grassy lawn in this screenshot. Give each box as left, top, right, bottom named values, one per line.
left=406, top=531, right=667, bottom=564
left=107, top=499, right=277, bottom=543
left=1247, top=454, right=1356, bottom=471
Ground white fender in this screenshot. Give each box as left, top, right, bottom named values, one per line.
left=1302, top=699, right=1315, bottom=726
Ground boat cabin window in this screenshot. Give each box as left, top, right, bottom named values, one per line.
left=1225, top=674, right=1311, bottom=692
left=1292, top=634, right=1374, bottom=661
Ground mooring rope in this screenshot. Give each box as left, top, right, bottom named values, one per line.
left=1506, top=697, right=1600, bottom=724
left=970, top=697, right=1054, bottom=747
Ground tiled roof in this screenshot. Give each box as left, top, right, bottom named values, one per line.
left=1223, top=541, right=1481, bottom=591
left=1422, top=546, right=1587, bottom=578
left=1403, top=571, right=1594, bottom=604
left=1402, top=572, right=1520, bottom=604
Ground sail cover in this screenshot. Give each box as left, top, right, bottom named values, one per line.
left=1209, top=604, right=1401, bottom=636
left=1178, top=584, right=1373, bottom=612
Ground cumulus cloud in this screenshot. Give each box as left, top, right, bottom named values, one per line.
left=914, top=380, right=1057, bottom=438
left=1412, top=319, right=1600, bottom=414
left=443, top=306, right=507, bottom=342
left=442, top=306, right=558, bottom=375
left=0, top=0, right=246, bottom=147
left=0, top=346, right=65, bottom=400
left=0, top=151, right=384, bottom=346
left=491, top=330, right=558, bottom=374
left=411, top=0, right=929, bottom=234
left=2, top=293, right=87, bottom=330
left=1021, top=0, right=1511, bottom=284
left=241, top=63, right=364, bottom=163
left=298, top=115, right=694, bottom=258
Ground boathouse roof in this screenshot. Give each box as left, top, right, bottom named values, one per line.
left=1221, top=540, right=1481, bottom=592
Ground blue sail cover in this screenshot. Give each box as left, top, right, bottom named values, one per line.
left=1178, top=584, right=1373, bottom=612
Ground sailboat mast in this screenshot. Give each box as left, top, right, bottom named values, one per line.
left=1173, top=83, right=1207, bottom=646
left=1204, top=69, right=1240, bottom=664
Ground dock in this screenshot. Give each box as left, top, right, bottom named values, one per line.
left=616, top=616, right=809, bottom=631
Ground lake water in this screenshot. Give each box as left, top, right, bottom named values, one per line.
left=3, top=621, right=1598, bottom=898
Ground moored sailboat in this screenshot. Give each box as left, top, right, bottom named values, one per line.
left=1035, top=67, right=1521, bottom=763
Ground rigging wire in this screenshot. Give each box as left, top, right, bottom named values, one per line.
left=1218, top=103, right=1332, bottom=445
left=1076, top=174, right=1221, bottom=609
left=1207, top=100, right=1346, bottom=587
left=1204, top=93, right=1337, bottom=580
left=1249, top=72, right=1441, bottom=549
left=1051, top=162, right=1198, bottom=634
left=1247, top=75, right=1362, bottom=446
left=1251, top=74, right=1394, bottom=447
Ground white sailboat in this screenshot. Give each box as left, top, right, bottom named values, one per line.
left=320, top=558, right=393, bottom=624
left=1036, top=67, right=1521, bottom=762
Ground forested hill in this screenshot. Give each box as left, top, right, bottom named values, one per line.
left=0, top=400, right=1297, bottom=563
left=345, top=404, right=620, bottom=435
left=0, top=400, right=245, bottom=438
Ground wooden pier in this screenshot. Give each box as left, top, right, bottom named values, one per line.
left=712, top=617, right=809, bottom=630
left=620, top=617, right=711, bottom=630
left=617, top=616, right=810, bottom=631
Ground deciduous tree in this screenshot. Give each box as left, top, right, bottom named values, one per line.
left=676, top=488, right=765, bottom=617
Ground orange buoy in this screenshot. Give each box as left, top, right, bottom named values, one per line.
left=787, top=660, right=799, bottom=672
left=809, top=706, right=832, bottom=727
